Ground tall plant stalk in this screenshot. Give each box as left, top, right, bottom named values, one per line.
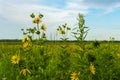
left=72, top=13, right=89, bottom=41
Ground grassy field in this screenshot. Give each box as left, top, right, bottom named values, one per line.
left=0, top=41, right=120, bottom=80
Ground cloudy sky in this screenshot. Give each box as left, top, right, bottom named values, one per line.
left=0, top=0, right=120, bottom=40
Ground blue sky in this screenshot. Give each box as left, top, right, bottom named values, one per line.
left=0, top=0, right=120, bottom=40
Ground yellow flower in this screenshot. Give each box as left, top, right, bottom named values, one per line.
left=36, top=17, right=41, bottom=24
left=70, top=72, right=79, bottom=80
left=20, top=67, right=31, bottom=76
left=11, top=55, right=20, bottom=64
left=33, top=17, right=41, bottom=24
left=41, top=24, right=47, bottom=31
left=90, top=63, right=95, bottom=74
left=22, top=35, right=27, bottom=43
left=23, top=42, right=31, bottom=51
left=59, top=30, right=65, bottom=34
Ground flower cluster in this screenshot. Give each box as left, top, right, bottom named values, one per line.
left=22, top=35, right=32, bottom=51
left=30, top=13, right=46, bottom=40
left=11, top=35, right=32, bottom=78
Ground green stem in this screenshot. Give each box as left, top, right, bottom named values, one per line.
left=37, top=23, right=41, bottom=40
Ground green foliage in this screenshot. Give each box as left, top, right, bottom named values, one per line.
left=72, top=13, right=89, bottom=41
left=30, top=13, right=35, bottom=18
left=0, top=42, right=120, bottom=80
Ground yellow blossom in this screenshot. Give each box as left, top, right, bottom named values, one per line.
left=20, top=67, right=31, bottom=76
left=90, top=63, right=95, bottom=74
left=23, top=42, right=31, bottom=51
left=22, top=35, right=27, bottom=43
left=41, top=24, right=47, bottom=31
left=59, top=30, right=65, bottom=34
left=33, top=17, right=41, bottom=24
left=11, top=55, right=20, bottom=64
left=70, top=72, right=79, bottom=80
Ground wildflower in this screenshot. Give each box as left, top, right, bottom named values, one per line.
left=11, top=55, right=20, bottom=64
left=22, top=35, right=27, bottom=43
left=59, top=30, right=65, bottom=34
left=36, top=17, right=41, bottom=24
left=41, top=24, right=47, bottom=31
left=32, top=17, right=41, bottom=24
left=23, top=42, right=31, bottom=51
left=90, top=63, right=95, bottom=75
left=20, top=67, right=31, bottom=76
left=70, top=72, right=79, bottom=80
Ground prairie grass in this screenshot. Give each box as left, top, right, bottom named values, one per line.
left=0, top=41, right=120, bottom=80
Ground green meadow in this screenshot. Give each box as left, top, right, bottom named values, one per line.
left=0, top=41, right=120, bottom=80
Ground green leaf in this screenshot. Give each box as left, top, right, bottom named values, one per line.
left=30, top=13, right=35, bottom=18
left=72, top=27, right=78, bottom=30
left=39, top=13, right=44, bottom=18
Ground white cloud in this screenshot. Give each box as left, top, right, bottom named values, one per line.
left=64, top=0, right=120, bottom=15
left=0, top=2, right=85, bottom=26
left=1, top=0, right=120, bottom=25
